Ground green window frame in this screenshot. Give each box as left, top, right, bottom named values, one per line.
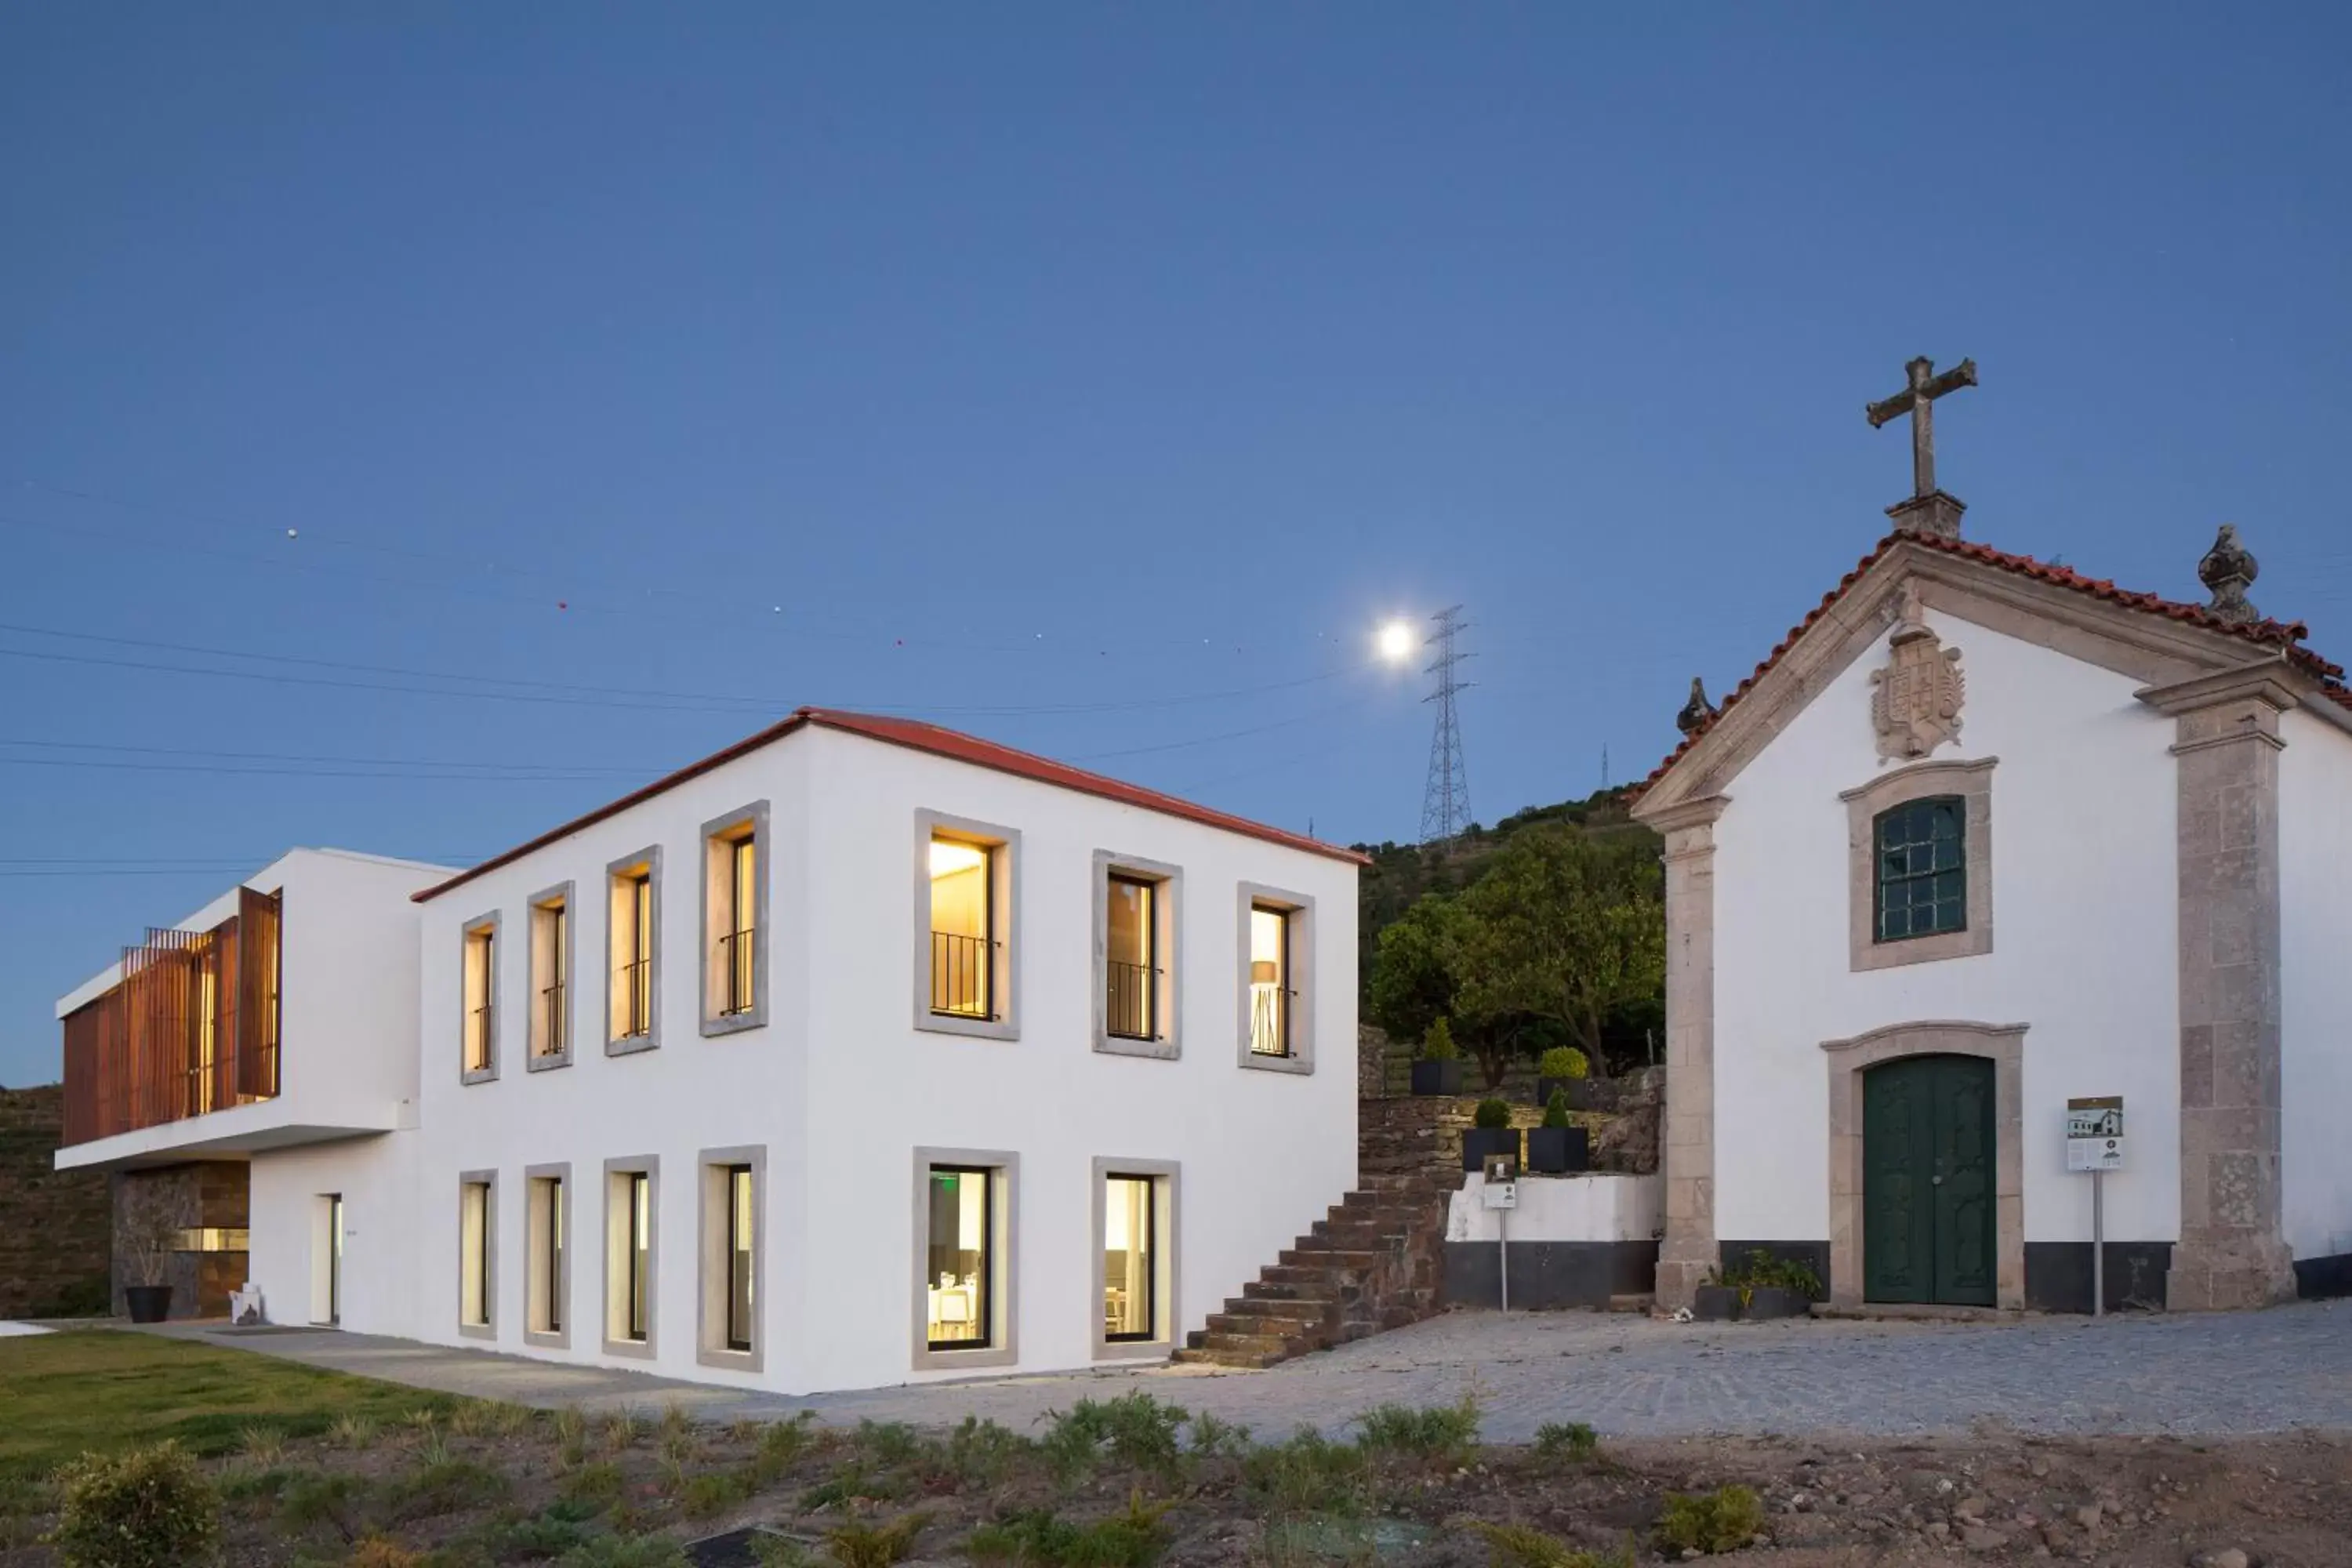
left=1874, top=796, right=1966, bottom=942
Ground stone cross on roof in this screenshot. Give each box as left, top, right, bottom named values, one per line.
left=1866, top=355, right=1976, bottom=539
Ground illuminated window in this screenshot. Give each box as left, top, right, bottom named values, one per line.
left=459, top=1176, right=494, bottom=1334
left=702, top=805, right=767, bottom=1033
left=604, top=1160, right=658, bottom=1355
left=526, top=1170, right=567, bottom=1342
left=925, top=1165, right=994, bottom=1349
left=529, top=889, right=571, bottom=1064
left=1248, top=905, right=1291, bottom=1058
left=1102, top=1174, right=1157, bottom=1342
left=462, top=917, right=498, bottom=1079
left=1106, top=877, right=1157, bottom=1041
left=928, top=837, right=995, bottom=1019
left=607, top=852, right=659, bottom=1050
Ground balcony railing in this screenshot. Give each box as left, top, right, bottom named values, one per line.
left=465, top=1005, right=494, bottom=1072
left=539, top=982, right=567, bottom=1055
left=615, top=959, right=652, bottom=1038
left=1249, top=982, right=1295, bottom=1058
left=1105, top=959, right=1158, bottom=1040
left=930, top=931, right=995, bottom=1020
left=717, top=927, right=756, bottom=1017
left=61, top=887, right=282, bottom=1147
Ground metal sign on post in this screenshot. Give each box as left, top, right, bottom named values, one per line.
left=1481, top=1155, right=1518, bottom=1311
left=2065, top=1097, right=2124, bottom=1316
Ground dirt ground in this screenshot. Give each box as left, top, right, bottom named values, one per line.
left=2, top=1389, right=2345, bottom=1567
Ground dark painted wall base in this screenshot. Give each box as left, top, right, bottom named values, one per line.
left=2022, top=1242, right=2172, bottom=1313
left=1443, top=1240, right=1656, bottom=1310
left=1718, top=1240, right=1831, bottom=1300
left=2294, top=1251, right=2352, bottom=1300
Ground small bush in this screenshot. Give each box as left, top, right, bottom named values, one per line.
left=1468, top=1522, right=1631, bottom=1568
left=556, top=1535, right=691, bottom=1568
left=1472, top=1098, right=1513, bottom=1130
left=277, top=1470, right=373, bottom=1542
left=965, top=1490, right=1168, bottom=1566
left=1355, top=1395, right=1481, bottom=1461
left=236, top=1425, right=288, bottom=1465
left=1531, top=1421, right=1598, bottom=1461
left=1419, top=1017, right=1459, bottom=1062
left=385, top=1455, right=510, bottom=1523
left=47, top=1442, right=222, bottom=1568
left=345, top=1538, right=422, bottom=1568
left=825, top=1511, right=927, bottom=1568
left=924, top=1416, right=1034, bottom=1490
left=328, top=1414, right=379, bottom=1450
left=560, top=1461, right=626, bottom=1509
left=1183, top=1410, right=1252, bottom=1459
left=1536, top=1047, right=1588, bottom=1080
left=1712, top=1248, right=1824, bottom=1301
left=681, top=1470, right=750, bottom=1519
left=1657, top=1485, right=1764, bottom=1554
left=1541, top=1090, right=1573, bottom=1129
left=852, top=1420, right=924, bottom=1468
left=1240, top=1428, right=1367, bottom=1515
left=1040, top=1392, right=1189, bottom=1481
left=800, top=1465, right=904, bottom=1512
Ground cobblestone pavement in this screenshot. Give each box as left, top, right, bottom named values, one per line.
left=158, top=1298, right=2352, bottom=1442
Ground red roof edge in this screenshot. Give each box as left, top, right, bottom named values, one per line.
left=1632, top=529, right=2349, bottom=801
left=415, top=706, right=1367, bottom=903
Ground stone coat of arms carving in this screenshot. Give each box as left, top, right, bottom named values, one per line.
left=1869, top=583, right=1965, bottom=760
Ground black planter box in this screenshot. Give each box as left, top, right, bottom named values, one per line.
left=1523, top=1125, right=1590, bottom=1174
left=1742, top=1286, right=1811, bottom=1320
left=1691, top=1284, right=1743, bottom=1322
left=1410, top=1060, right=1465, bottom=1097
left=124, top=1284, right=173, bottom=1324
left=1461, top=1126, right=1520, bottom=1173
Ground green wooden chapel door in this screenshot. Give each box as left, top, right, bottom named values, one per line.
left=1863, top=1054, right=1998, bottom=1306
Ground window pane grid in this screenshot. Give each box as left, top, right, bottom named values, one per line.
left=1874, top=797, right=1968, bottom=942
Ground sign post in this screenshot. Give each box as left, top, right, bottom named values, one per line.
left=2065, top=1097, right=2125, bottom=1317
left=1481, top=1155, right=1519, bottom=1312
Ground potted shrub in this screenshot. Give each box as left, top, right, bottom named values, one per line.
left=1523, top=1090, right=1590, bottom=1174
left=1536, top=1046, right=1593, bottom=1110
left=1461, top=1097, right=1520, bottom=1173
left=118, top=1179, right=183, bottom=1324
left=1410, top=1017, right=1465, bottom=1098
left=1693, top=1250, right=1824, bottom=1323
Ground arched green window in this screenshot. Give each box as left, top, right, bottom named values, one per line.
left=1875, top=796, right=1966, bottom=942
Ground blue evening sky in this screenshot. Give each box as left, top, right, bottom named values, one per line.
left=4, top=6, right=2347, bottom=1084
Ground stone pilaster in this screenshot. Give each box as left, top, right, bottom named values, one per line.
left=2140, top=666, right=2299, bottom=1311
left=1648, top=796, right=1729, bottom=1310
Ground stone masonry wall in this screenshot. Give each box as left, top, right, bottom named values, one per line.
left=111, top=1161, right=249, bottom=1319
left=0, top=1083, right=111, bottom=1318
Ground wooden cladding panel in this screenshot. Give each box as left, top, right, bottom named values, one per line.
left=57, top=890, right=283, bottom=1149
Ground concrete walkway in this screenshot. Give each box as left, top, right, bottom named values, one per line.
left=143, top=1297, right=2352, bottom=1443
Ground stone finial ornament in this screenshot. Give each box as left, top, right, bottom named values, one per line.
left=1869, top=583, right=1966, bottom=761
left=1676, top=677, right=1717, bottom=735
left=2198, top=523, right=2260, bottom=625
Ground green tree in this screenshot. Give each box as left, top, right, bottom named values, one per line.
left=1365, top=894, right=1467, bottom=1046
left=1450, top=828, right=1664, bottom=1082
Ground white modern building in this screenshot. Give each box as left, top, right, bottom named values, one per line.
left=56, top=708, right=1362, bottom=1392
left=1632, top=490, right=2352, bottom=1316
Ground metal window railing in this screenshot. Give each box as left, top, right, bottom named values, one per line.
left=616, top=960, right=652, bottom=1038
left=717, top=927, right=757, bottom=1017
left=1248, top=985, right=1295, bottom=1058
left=466, top=1004, right=494, bottom=1070
left=1105, top=959, right=1159, bottom=1040
left=540, top=982, right=567, bottom=1054
left=930, top=931, right=996, bottom=1020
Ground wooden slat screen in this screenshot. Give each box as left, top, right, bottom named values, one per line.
left=57, top=892, right=283, bottom=1149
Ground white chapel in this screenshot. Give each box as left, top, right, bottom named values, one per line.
left=1630, top=358, right=2352, bottom=1315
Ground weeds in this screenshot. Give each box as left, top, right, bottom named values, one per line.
left=1468, top=1522, right=1634, bottom=1568
left=924, top=1416, right=1034, bottom=1490
left=1184, top=1411, right=1252, bottom=1460
left=1656, top=1485, right=1764, bottom=1555
left=559, top=1461, right=626, bottom=1510
left=852, top=1419, right=924, bottom=1468
left=275, top=1468, right=373, bottom=1543
left=383, top=1454, right=510, bottom=1523
left=328, top=1413, right=379, bottom=1450
left=554, top=1534, right=691, bottom=1567
left=236, top=1423, right=288, bottom=1464
left=1039, top=1392, right=1189, bottom=1482
left=599, top=1409, right=648, bottom=1453
left=1531, top=1421, right=1599, bottom=1462
left=1353, top=1394, right=1481, bottom=1462
left=825, top=1510, right=928, bottom=1568
left=965, top=1490, right=1169, bottom=1567
left=681, top=1468, right=752, bottom=1518
left=799, top=1465, right=904, bottom=1512
left=1240, top=1428, right=1370, bottom=1516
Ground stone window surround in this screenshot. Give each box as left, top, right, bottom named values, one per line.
left=699, top=803, right=771, bottom=1038
left=457, top=1169, right=498, bottom=1341
left=523, top=1162, right=571, bottom=1349
left=526, top=883, right=575, bottom=1073
left=601, top=1155, right=659, bottom=1360
left=695, top=1145, right=766, bottom=1374
left=909, top=1146, right=1020, bottom=1374
left=1090, top=1156, right=1179, bottom=1362
left=1840, top=756, right=1997, bottom=972
left=1821, top=1020, right=2027, bottom=1312
left=604, top=847, right=662, bottom=1058
left=1092, top=851, right=1181, bottom=1060
left=913, top=811, right=1022, bottom=1042
left=459, top=912, right=500, bottom=1086
left=1236, top=883, right=1316, bottom=1076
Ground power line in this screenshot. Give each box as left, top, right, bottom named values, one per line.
left=1418, top=605, right=1473, bottom=844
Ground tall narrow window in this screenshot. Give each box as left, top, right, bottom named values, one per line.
left=548, top=1182, right=564, bottom=1334
left=1875, top=796, right=1966, bottom=942
left=527, top=1171, right=566, bottom=1341
left=459, top=1178, right=492, bottom=1330
left=1103, top=1174, right=1156, bottom=1342
left=725, top=840, right=756, bottom=1014
left=627, top=1171, right=652, bottom=1341
left=609, top=862, right=655, bottom=1045
left=1105, top=876, right=1156, bottom=1041
left=702, top=809, right=765, bottom=1032
left=928, top=837, right=995, bottom=1019
left=530, top=891, right=570, bottom=1062
left=726, top=1165, right=754, bottom=1352
left=1248, top=904, right=1291, bottom=1058
left=463, top=921, right=497, bottom=1076
left=924, top=1165, right=993, bottom=1349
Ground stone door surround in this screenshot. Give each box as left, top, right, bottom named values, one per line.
left=1822, top=1020, right=2027, bottom=1312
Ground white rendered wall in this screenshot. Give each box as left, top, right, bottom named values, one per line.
left=1446, top=1174, right=1661, bottom=1244
left=1710, top=608, right=2182, bottom=1248
left=410, top=724, right=1358, bottom=1395
left=2279, top=706, right=2352, bottom=1262
left=247, top=1133, right=421, bottom=1334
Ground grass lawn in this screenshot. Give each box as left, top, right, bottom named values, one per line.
left=0, top=1329, right=457, bottom=1484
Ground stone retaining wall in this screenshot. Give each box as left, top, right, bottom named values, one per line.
left=0, top=1083, right=110, bottom=1318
